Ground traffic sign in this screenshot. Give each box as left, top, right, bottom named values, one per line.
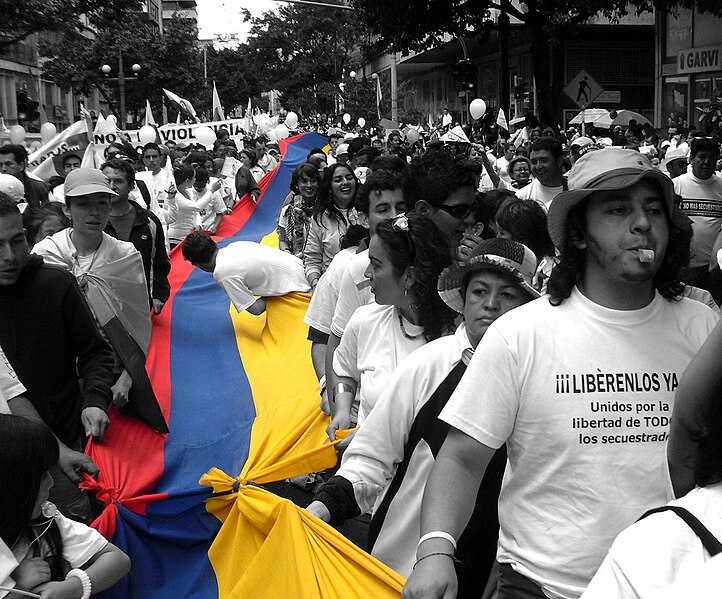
left=564, top=70, right=604, bottom=109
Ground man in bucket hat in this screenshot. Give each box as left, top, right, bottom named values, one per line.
left=404, top=149, right=718, bottom=599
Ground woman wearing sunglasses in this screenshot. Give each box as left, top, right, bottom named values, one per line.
left=308, top=238, right=539, bottom=592
left=327, top=212, right=457, bottom=443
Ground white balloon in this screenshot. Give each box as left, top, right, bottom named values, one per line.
left=40, top=122, right=57, bottom=145
left=342, top=113, right=351, bottom=125
left=285, top=111, right=298, bottom=129
left=406, top=129, right=420, bottom=144
left=138, top=124, right=157, bottom=144
left=194, top=126, right=216, bottom=148
left=258, top=118, right=272, bottom=135
left=9, top=125, right=26, bottom=145
left=357, top=117, right=366, bottom=128
left=469, top=98, right=487, bottom=120
left=274, top=123, right=290, bottom=140
left=252, top=114, right=262, bottom=125
left=266, top=129, right=277, bottom=142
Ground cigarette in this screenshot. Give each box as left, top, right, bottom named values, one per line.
left=636, top=249, right=655, bottom=263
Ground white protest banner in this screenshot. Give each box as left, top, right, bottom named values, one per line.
left=28, top=119, right=90, bottom=181
left=91, top=119, right=251, bottom=156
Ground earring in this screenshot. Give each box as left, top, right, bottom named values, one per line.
left=404, top=287, right=419, bottom=310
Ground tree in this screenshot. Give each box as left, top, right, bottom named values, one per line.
left=205, top=45, right=267, bottom=115
left=0, top=0, right=139, bottom=50
left=240, top=0, right=367, bottom=117
left=350, top=0, right=722, bottom=127
left=40, top=11, right=204, bottom=126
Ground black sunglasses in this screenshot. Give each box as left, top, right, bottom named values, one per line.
left=434, top=203, right=473, bottom=220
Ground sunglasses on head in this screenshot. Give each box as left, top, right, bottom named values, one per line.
left=390, top=213, right=416, bottom=258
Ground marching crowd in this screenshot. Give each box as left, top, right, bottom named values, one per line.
left=1, top=111, right=722, bottom=599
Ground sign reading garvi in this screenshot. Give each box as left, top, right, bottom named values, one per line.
left=678, top=45, right=722, bottom=74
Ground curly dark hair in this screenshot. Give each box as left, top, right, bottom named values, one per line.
left=495, top=198, right=556, bottom=260
left=0, top=415, right=67, bottom=580
left=374, top=213, right=455, bottom=341
left=406, top=150, right=477, bottom=208
left=546, top=193, right=687, bottom=305
left=313, top=163, right=358, bottom=227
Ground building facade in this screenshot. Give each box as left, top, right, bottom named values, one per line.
left=655, top=5, right=722, bottom=131
left=363, top=11, right=654, bottom=129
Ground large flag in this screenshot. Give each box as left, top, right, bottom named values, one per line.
left=496, top=108, right=509, bottom=131
left=145, top=100, right=157, bottom=126
left=81, top=132, right=403, bottom=598
left=27, top=119, right=90, bottom=181
left=212, top=82, right=225, bottom=122
left=163, top=88, right=199, bottom=123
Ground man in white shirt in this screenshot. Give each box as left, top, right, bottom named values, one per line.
left=441, top=108, right=453, bottom=129
left=181, top=232, right=310, bottom=315
left=516, top=137, right=566, bottom=210
left=190, top=168, right=227, bottom=234
left=254, top=136, right=278, bottom=175
left=135, top=142, right=171, bottom=222
left=404, top=148, right=718, bottom=599
left=673, top=137, right=722, bottom=301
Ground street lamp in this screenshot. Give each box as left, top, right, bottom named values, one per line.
left=101, top=55, right=141, bottom=126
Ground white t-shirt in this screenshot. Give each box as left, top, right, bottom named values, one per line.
left=582, top=484, right=722, bottom=599
left=213, top=241, right=311, bottom=312
left=0, top=344, right=24, bottom=414
left=189, top=185, right=227, bottom=231
left=673, top=172, right=722, bottom=268
left=135, top=168, right=169, bottom=219
left=441, top=288, right=718, bottom=599
left=336, top=325, right=472, bottom=576
left=304, top=247, right=357, bottom=335
left=333, top=303, right=425, bottom=424
left=331, top=249, right=373, bottom=337
left=516, top=178, right=564, bottom=211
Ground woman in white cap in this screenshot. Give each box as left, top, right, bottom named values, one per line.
left=32, top=168, right=159, bottom=427
left=307, top=237, right=539, bottom=593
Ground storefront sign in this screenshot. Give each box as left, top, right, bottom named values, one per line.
left=678, top=45, right=722, bottom=74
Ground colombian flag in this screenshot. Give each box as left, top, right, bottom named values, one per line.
left=84, top=133, right=404, bottom=598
